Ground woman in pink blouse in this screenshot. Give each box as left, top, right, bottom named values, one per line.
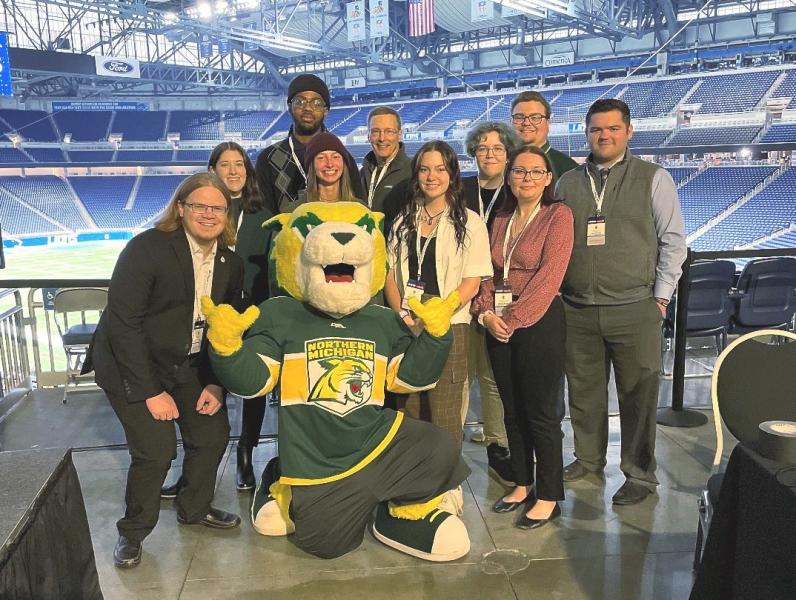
left=472, top=145, right=574, bottom=529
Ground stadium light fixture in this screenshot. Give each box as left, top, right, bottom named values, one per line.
left=215, top=0, right=229, bottom=14
left=197, top=1, right=213, bottom=20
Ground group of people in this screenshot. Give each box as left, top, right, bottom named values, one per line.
left=88, top=73, right=686, bottom=568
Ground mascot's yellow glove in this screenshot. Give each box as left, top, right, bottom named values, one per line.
left=200, top=296, right=260, bottom=357
left=407, top=290, right=460, bottom=338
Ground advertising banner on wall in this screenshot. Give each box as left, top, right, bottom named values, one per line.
left=94, top=55, right=141, bottom=79
left=347, top=1, right=367, bottom=42
left=542, top=51, right=576, bottom=68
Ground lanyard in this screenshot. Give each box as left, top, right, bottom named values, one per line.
left=415, top=209, right=446, bottom=279
left=501, top=204, right=541, bottom=283
left=367, top=156, right=395, bottom=208
left=587, top=168, right=608, bottom=216
left=288, top=136, right=307, bottom=182
left=478, top=184, right=502, bottom=223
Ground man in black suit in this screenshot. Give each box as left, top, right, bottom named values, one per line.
left=86, top=172, right=244, bottom=569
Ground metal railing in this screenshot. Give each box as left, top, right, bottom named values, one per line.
left=0, top=288, right=29, bottom=396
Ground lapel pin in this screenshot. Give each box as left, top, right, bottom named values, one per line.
left=221, top=256, right=225, bottom=263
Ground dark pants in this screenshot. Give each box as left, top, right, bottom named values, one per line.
left=106, top=364, right=230, bottom=541
left=289, top=416, right=470, bottom=559
left=486, top=297, right=566, bottom=501
left=239, top=392, right=270, bottom=448
left=563, top=297, right=661, bottom=488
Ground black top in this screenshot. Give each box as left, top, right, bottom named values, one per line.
left=408, top=234, right=440, bottom=296
left=462, top=175, right=501, bottom=232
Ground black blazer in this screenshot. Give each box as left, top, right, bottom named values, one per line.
left=86, top=227, right=243, bottom=404
left=234, top=206, right=273, bottom=307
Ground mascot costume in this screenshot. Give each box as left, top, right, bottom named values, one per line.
left=201, top=201, right=471, bottom=561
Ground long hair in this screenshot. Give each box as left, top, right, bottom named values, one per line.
left=154, top=172, right=236, bottom=249
left=305, top=161, right=357, bottom=203
left=207, top=141, right=263, bottom=213
left=498, top=144, right=562, bottom=216
left=394, top=140, right=467, bottom=249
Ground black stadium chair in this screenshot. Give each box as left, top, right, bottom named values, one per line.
left=729, top=257, right=796, bottom=333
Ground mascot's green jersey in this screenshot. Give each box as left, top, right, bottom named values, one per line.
left=210, top=296, right=452, bottom=485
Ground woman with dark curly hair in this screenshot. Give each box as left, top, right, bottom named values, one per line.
left=385, top=140, right=492, bottom=447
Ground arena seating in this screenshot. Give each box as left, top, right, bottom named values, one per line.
left=111, top=111, right=168, bottom=141
left=769, top=70, right=796, bottom=108
left=116, top=149, right=174, bottom=162
left=53, top=111, right=112, bottom=142
left=69, top=176, right=138, bottom=229
left=0, top=110, right=59, bottom=142
left=621, top=78, right=697, bottom=119
left=0, top=176, right=91, bottom=231
left=168, top=111, right=222, bottom=140
left=665, top=166, right=697, bottom=186
left=133, top=175, right=186, bottom=225
left=25, top=147, right=66, bottom=162
left=668, top=125, right=761, bottom=147
left=0, top=147, right=33, bottom=163
left=687, top=71, right=779, bottom=113
left=0, top=189, right=65, bottom=235
left=175, top=149, right=212, bottom=162
left=628, top=130, right=670, bottom=148
left=68, top=150, right=115, bottom=163
left=222, top=111, right=281, bottom=140
left=760, top=123, right=796, bottom=143
left=692, top=167, right=796, bottom=249
left=550, top=85, right=613, bottom=123
left=679, top=166, right=775, bottom=235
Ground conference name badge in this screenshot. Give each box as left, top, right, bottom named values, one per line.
left=402, top=279, right=425, bottom=311
left=190, top=319, right=206, bottom=355
left=586, top=215, right=606, bottom=246
left=495, top=285, right=513, bottom=317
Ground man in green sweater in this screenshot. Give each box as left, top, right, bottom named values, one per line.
left=510, top=90, right=578, bottom=178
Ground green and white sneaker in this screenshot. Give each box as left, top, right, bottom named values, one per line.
left=372, top=502, right=470, bottom=562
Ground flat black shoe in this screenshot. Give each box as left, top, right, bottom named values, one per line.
left=516, top=502, right=561, bottom=530
left=113, top=535, right=142, bottom=568
left=611, top=481, right=654, bottom=506
left=160, top=476, right=183, bottom=499
left=236, top=444, right=255, bottom=491
left=492, top=490, right=534, bottom=513
left=178, top=506, right=241, bottom=529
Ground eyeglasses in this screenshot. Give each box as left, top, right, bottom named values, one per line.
left=369, top=128, right=400, bottom=137
left=511, top=113, right=548, bottom=125
left=290, top=97, right=327, bottom=110
left=509, top=167, right=549, bottom=181
left=182, top=202, right=228, bottom=215
left=475, top=145, right=506, bottom=156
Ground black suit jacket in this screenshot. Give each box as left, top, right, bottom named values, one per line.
left=86, top=227, right=244, bottom=404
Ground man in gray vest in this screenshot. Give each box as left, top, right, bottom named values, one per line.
left=556, top=99, right=685, bottom=505
left=360, top=105, right=412, bottom=237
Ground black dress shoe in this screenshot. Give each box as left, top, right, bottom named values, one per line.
left=492, top=490, right=534, bottom=513
left=161, top=476, right=183, bottom=499
left=562, top=460, right=603, bottom=482
left=611, top=481, right=654, bottom=505
left=516, top=502, right=561, bottom=530
left=178, top=506, right=241, bottom=529
left=236, top=444, right=256, bottom=491
left=486, top=443, right=516, bottom=487
left=113, top=535, right=142, bottom=568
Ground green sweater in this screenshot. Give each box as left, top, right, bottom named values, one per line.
left=210, top=297, right=452, bottom=484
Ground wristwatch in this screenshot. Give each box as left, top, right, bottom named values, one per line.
left=398, top=309, right=411, bottom=320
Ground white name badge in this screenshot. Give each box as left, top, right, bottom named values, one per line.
left=494, top=285, right=513, bottom=317
left=586, top=215, right=606, bottom=246
left=190, top=320, right=206, bottom=355
left=402, top=279, right=426, bottom=311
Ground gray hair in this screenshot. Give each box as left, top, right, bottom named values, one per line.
left=464, top=121, right=523, bottom=158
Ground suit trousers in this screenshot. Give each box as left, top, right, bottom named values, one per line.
left=239, top=392, right=270, bottom=448
left=563, top=297, right=661, bottom=488
left=467, top=320, right=508, bottom=447
left=106, top=363, right=231, bottom=541
left=486, top=298, right=566, bottom=501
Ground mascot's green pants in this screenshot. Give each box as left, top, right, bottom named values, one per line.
left=203, top=202, right=472, bottom=562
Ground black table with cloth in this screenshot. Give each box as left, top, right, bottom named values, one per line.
left=0, top=448, right=103, bottom=599
left=690, top=442, right=796, bottom=600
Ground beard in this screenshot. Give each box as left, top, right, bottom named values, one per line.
left=293, top=118, right=323, bottom=137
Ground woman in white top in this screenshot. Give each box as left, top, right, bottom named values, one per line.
left=384, top=140, right=492, bottom=446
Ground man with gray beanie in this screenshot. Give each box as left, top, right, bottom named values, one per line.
left=255, top=73, right=364, bottom=214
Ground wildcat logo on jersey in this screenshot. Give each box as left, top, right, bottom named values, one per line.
left=305, top=337, right=375, bottom=416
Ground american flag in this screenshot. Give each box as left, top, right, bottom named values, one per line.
left=408, top=0, right=435, bottom=37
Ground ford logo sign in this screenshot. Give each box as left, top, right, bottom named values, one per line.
left=103, top=60, right=135, bottom=74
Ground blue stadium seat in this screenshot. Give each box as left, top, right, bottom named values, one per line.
left=53, top=111, right=112, bottom=142
left=0, top=176, right=91, bottom=231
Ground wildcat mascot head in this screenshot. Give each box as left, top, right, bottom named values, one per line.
left=265, top=202, right=387, bottom=319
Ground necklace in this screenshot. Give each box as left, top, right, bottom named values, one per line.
left=421, top=205, right=445, bottom=225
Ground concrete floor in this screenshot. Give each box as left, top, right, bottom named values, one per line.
left=0, top=348, right=728, bottom=600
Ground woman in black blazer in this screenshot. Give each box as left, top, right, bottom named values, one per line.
left=87, top=172, right=244, bottom=569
